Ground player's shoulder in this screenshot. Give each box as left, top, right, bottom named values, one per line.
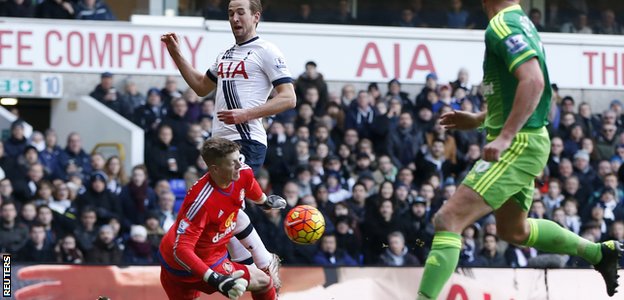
left=186, top=173, right=213, bottom=197
left=239, top=163, right=254, bottom=176
left=250, top=38, right=282, bottom=53
left=487, top=8, right=525, bottom=41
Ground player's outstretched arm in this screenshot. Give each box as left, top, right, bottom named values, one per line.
left=439, top=110, right=486, bottom=131
left=161, top=32, right=216, bottom=96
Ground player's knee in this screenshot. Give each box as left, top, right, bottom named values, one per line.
left=432, top=210, right=451, bottom=232
left=497, top=224, right=529, bottom=245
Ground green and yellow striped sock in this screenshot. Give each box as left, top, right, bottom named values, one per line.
left=523, top=218, right=602, bottom=265
left=417, top=231, right=462, bottom=299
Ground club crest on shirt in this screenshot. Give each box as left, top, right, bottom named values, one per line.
left=240, top=189, right=246, bottom=201
left=222, top=261, right=233, bottom=274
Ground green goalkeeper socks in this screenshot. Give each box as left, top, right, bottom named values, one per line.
left=417, top=231, right=462, bottom=299
left=523, top=218, right=602, bottom=265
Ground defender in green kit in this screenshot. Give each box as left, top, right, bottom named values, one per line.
left=417, top=1, right=623, bottom=299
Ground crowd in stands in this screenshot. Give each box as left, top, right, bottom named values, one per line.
left=1, top=0, right=623, bottom=35
left=2, top=59, right=624, bottom=269
left=0, top=0, right=115, bottom=20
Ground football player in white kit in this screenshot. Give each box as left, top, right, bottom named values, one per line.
left=161, top=0, right=296, bottom=290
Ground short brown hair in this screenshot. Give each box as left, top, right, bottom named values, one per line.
left=201, top=137, right=240, bottom=166
left=230, top=0, right=262, bottom=14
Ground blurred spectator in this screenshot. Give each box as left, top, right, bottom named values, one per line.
left=87, top=224, right=122, bottom=264
left=90, top=72, right=132, bottom=118
left=340, top=84, right=356, bottom=108
left=289, top=3, right=319, bottom=23
left=57, top=132, right=92, bottom=180
left=529, top=8, right=546, bottom=31
left=0, top=178, right=15, bottom=203
left=416, top=139, right=457, bottom=185
left=29, top=130, right=45, bottom=152
left=474, top=233, right=507, bottom=267
left=39, top=129, right=62, bottom=178
left=18, top=201, right=36, bottom=227
left=561, top=11, right=592, bottom=33
left=145, top=212, right=165, bottom=251
left=123, top=225, right=154, bottom=265
left=133, top=88, right=168, bottom=139
left=104, top=155, right=126, bottom=195
left=13, top=163, right=44, bottom=203
left=577, top=102, right=601, bottom=138
left=152, top=190, right=176, bottom=232
left=379, top=231, right=420, bottom=266
left=55, top=234, right=84, bottom=264
left=4, top=120, right=28, bottom=159
left=385, top=79, right=412, bottom=112
left=160, top=76, right=183, bottom=108
left=543, top=179, right=565, bottom=218
left=400, top=196, right=433, bottom=262
left=49, top=181, right=71, bottom=214
left=183, top=88, right=202, bottom=123
left=17, top=223, right=55, bottom=262
left=312, top=233, right=358, bottom=266
left=33, top=180, right=54, bottom=206
left=90, top=152, right=106, bottom=173
left=0, top=142, right=19, bottom=181
left=295, top=61, right=329, bottom=107
left=145, top=125, right=185, bottom=181
left=328, top=0, right=355, bottom=24
left=573, top=150, right=596, bottom=189
left=361, top=198, right=401, bottom=264
left=36, top=0, right=74, bottom=19
left=505, top=243, right=538, bottom=267
left=75, top=171, right=122, bottom=224
left=0, top=201, right=28, bottom=253
left=75, top=0, right=115, bottom=20
left=163, top=97, right=190, bottom=147
left=179, top=124, right=203, bottom=170
left=345, top=91, right=376, bottom=140
left=386, top=112, right=423, bottom=169
left=119, top=79, right=146, bottom=113
left=334, top=215, right=361, bottom=260
left=73, top=207, right=98, bottom=252
left=596, top=123, right=618, bottom=161
left=17, top=145, right=41, bottom=181
left=446, top=0, right=471, bottom=29
left=397, top=7, right=423, bottom=27
left=120, top=165, right=156, bottom=227
left=201, top=0, right=225, bottom=20
left=594, top=9, right=622, bottom=35
left=5, top=0, right=34, bottom=17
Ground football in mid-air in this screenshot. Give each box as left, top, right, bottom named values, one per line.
left=284, top=205, right=325, bottom=244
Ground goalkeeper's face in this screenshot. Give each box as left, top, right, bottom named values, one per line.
left=214, top=150, right=243, bottom=182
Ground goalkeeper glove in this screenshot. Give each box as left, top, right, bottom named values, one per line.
left=261, top=194, right=287, bottom=210
left=204, top=269, right=248, bottom=300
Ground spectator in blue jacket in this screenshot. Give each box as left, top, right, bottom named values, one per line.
left=312, top=233, right=358, bottom=266
left=57, top=132, right=92, bottom=180
left=4, top=120, right=28, bottom=159
left=39, top=129, right=63, bottom=178
left=74, top=0, right=115, bottom=20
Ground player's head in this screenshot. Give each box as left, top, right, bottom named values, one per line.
left=482, top=0, right=519, bottom=17
left=228, top=0, right=262, bottom=43
left=201, top=137, right=242, bottom=181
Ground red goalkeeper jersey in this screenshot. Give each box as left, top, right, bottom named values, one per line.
left=159, top=165, right=262, bottom=278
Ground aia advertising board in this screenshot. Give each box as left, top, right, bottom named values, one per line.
left=0, top=19, right=623, bottom=90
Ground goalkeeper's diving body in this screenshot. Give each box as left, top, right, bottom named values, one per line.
left=159, top=137, right=286, bottom=300
left=417, top=0, right=622, bottom=299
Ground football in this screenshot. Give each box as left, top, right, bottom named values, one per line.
left=283, top=205, right=326, bottom=244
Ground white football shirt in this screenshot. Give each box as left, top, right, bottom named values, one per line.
left=207, top=36, right=293, bottom=146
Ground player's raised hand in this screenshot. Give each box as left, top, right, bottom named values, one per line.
left=205, top=270, right=248, bottom=300
left=217, top=109, right=251, bottom=124
left=439, top=110, right=482, bottom=130
left=161, top=32, right=181, bottom=54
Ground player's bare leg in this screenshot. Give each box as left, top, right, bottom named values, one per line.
left=418, top=185, right=493, bottom=299
left=245, top=264, right=277, bottom=300
left=229, top=210, right=281, bottom=290
left=496, top=199, right=623, bottom=297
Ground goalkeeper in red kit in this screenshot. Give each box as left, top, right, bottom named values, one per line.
left=159, top=138, right=286, bottom=300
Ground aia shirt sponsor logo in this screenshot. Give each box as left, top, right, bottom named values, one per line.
left=217, top=61, right=248, bottom=79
